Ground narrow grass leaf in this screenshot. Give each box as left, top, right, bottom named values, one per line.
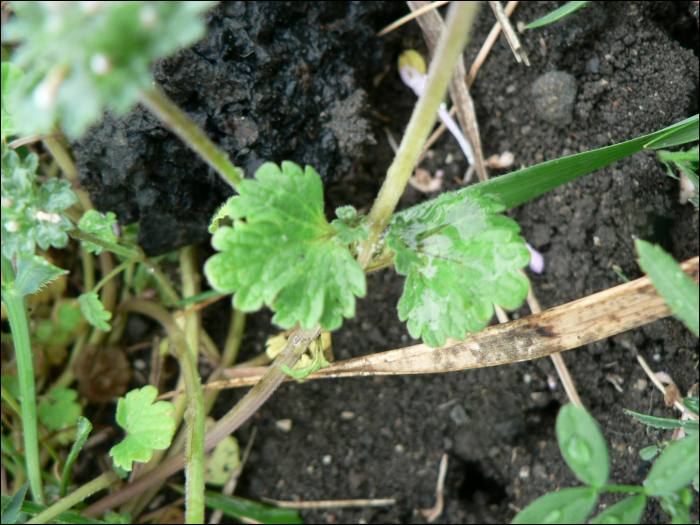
left=683, top=397, right=699, bottom=415
left=625, top=409, right=697, bottom=430
left=635, top=239, right=699, bottom=337
left=589, top=494, right=646, bottom=524
left=78, top=291, right=112, bottom=331
left=556, top=404, right=609, bottom=487
left=644, top=118, right=700, bottom=149
left=1, top=482, right=29, bottom=525
left=644, top=434, right=699, bottom=496
left=474, top=115, right=698, bottom=211
left=525, top=1, right=591, bottom=29
left=60, top=416, right=92, bottom=497
left=0, top=494, right=106, bottom=524
left=512, top=486, right=597, bottom=524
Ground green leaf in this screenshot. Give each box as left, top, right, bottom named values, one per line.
left=209, top=197, right=236, bottom=234
left=78, top=291, right=112, bottom=331
left=387, top=189, right=529, bottom=346
left=1, top=482, right=29, bottom=525
left=683, top=397, right=699, bottom=415
left=625, top=409, right=698, bottom=431
left=78, top=210, right=118, bottom=255
left=330, top=205, right=370, bottom=245
left=0, top=494, right=106, bottom=524
left=512, top=486, right=598, bottom=524
left=205, top=162, right=366, bottom=331
left=660, top=488, right=692, bottom=524
left=37, top=387, right=82, bottom=433
left=109, top=386, right=176, bottom=471
left=204, top=435, right=240, bottom=486
left=4, top=2, right=217, bottom=138
left=60, top=416, right=92, bottom=498
left=1, top=62, right=24, bottom=140
left=635, top=240, right=699, bottom=337
left=556, top=404, right=609, bottom=487
left=2, top=146, right=77, bottom=258
left=11, top=253, right=68, bottom=297
left=589, top=494, right=646, bottom=524
left=169, top=485, right=303, bottom=525
left=474, top=115, right=698, bottom=211
left=644, top=434, right=699, bottom=496
left=525, top=1, right=591, bottom=29
left=639, top=445, right=660, bottom=461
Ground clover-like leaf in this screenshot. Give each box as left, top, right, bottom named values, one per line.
left=78, top=210, right=118, bottom=255
left=78, top=291, right=112, bottom=331
left=109, top=386, right=176, bottom=471
left=387, top=187, right=530, bottom=347
left=331, top=205, right=369, bottom=245
left=1, top=146, right=77, bottom=258
left=2, top=1, right=216, bottom=138
left=204, top=162, right=366, bottom=330
left=37, top=387, right=81, bottom=433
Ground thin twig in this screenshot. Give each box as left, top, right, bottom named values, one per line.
left=376, top=1, right=450, bottom=36
left=468, top=1, right=519, bottom=86
left=260, top=498, right=396, bottom=509
left=488, top=1, right=529, bottom=65
left=421, top=453, right=448, bottom=522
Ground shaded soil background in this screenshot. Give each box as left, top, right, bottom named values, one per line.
left=74, top=1, right=698, bottom=523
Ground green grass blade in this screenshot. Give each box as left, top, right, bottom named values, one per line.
left=0, top=494, right=106, bottom=524
left=473, top=115, right=698, bottom=210
left=635, top=240, right=699, bottom=337
left=644, top=116, right=700, bottom=149
left=525, top=1, right=591, bottom=29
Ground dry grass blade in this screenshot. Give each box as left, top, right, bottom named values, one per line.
left=488, top=1, right=529, bottom=65
left=376, top=1, right=450, bottom=37
left=468, top=1, right=519, bottom=86
left=208, top=256, right=699, bottom=388
left=260, top=498, right=396, bottom=509
left=407, top=0, right=488, bottom=182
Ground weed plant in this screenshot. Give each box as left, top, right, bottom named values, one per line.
left=0, top=2, right=698, bottom=523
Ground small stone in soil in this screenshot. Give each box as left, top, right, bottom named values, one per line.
left=449, top=404, right=469, bottom=426
left=530, top=71, right=577, bottom=125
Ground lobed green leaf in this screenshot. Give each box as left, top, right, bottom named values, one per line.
left=12, top=253, right=68, bottom=297
left=78, top=291, right=112, bottom=331
left=78, top=210, right=118, bottom=254
left=331, top=205, right=370, bottom=245
left=205, top=162, right=366, bottom=331
left=635, top=240, right=699, bottom=337
left=109, top=386, right=176, bottom=471
left=512, top=486, right=597, bottom=524
left=556, top=404, right=609, bottom=488
left=644, top=434, right=699, bottom=496
left=37, top=387, right=81, bottom=433
left=589, top=494, right=646, bottom=524
left=387, top=188, right=529, bottom=346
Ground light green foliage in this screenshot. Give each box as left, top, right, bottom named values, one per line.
left=684, top=397, right=699, bottom=415
left=205, top=162, right=366, bottom=330
left=387, top=188, right=529, bottom=346
left=78, top=291, right=112, bottom=331
left=103, top=511, right=132, bottom=524
left=0, top=493, right=107, bottom=524
left=525, top=1, right=591, bottom=29
left=635, top=240, right=699, bottom=337
left=78, top=210, right=118, bottom=254
left=1, top=146, right=77, bottom=258
left=281, top=336, right=330, bottom=380
left=657, top=146, right=699, bottom=208
left=1, top=62, right=24, bottom=140
left=589, top=494, right=646, bottom=524
left=35, top=299, right=85, bottom=347
left=639, top=445, right=660, bottom=461
left=625, top=408, right=698, bottom=432
left=209, top=197, right=236, bottom=234
left=660, top=488, right=692, bottom=524
left=9, top=253, right=68, bottom=297
left=556, top=404, right=609, bottom=487
left=60, top=416, right=92, bottom=497
left=109, top=386, right=176, bottom=471
left=331, top=205, right=369, bottom=245
left=511, top=486, right=598, bottom=524
left=204, top=434, right=240, bottom=486
left=1, top=482, right=29, bottom=525
left=37, top=387, right=81, bottom=434
left=644, top=434, right=699, bottom=496
left=2, top=1, right=216, bottom=138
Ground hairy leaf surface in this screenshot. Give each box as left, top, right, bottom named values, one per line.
left=205, top=162, right=365, bottom=330
left=78, top=210, right=118, bottom=255
left=387, top=188, right=530, bottom=346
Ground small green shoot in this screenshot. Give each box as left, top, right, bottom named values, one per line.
left=204, top=161, right=366, bottom=331
left=331, top=205, right=370, bottom=245
left=657, top=146, right=699, bottom=208
left=78, top=291, right=112, bottom=331
left=524, top=2, right=591, bottom=29
left=60, top=417, right=92, bottom=498
left=78, top=210, right=119, bottom=255
left=625, top=408, right=699, bottom=433
left=1, top=482, right=30, bottom=525
left=635, top=239, right=699, bottom=337
left=109, top=386, right=176, bottom=471
left=281, top=335, right=330, bottom=380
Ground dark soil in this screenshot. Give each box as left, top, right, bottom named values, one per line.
left=78, top=1, right=699, bottom=523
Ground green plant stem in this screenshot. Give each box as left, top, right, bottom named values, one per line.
left=599, top=484, right=648, bottom=494
left=26, top=471, right=119, bottom=524
left=92, top=258, right=135, bottom=295
left=118, top=299, right=205, bottom=524
left=67, top=228, right=142, bottom=260
left=356, top=1, right=478, bottom=269
left=139, top=87, right=244, bottom=191
left=142, top=259, right=181, bottom=304
left=1, top=254, right=45, bottom=505
left=81, top=324, right=321, bottom=518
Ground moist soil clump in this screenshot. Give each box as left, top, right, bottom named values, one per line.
left=75, top=2, right=698, bottom=523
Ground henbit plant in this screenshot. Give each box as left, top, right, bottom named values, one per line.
left=2, top=0, right=699, bottom=522
left=512, top=404, right=699, bottom=524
